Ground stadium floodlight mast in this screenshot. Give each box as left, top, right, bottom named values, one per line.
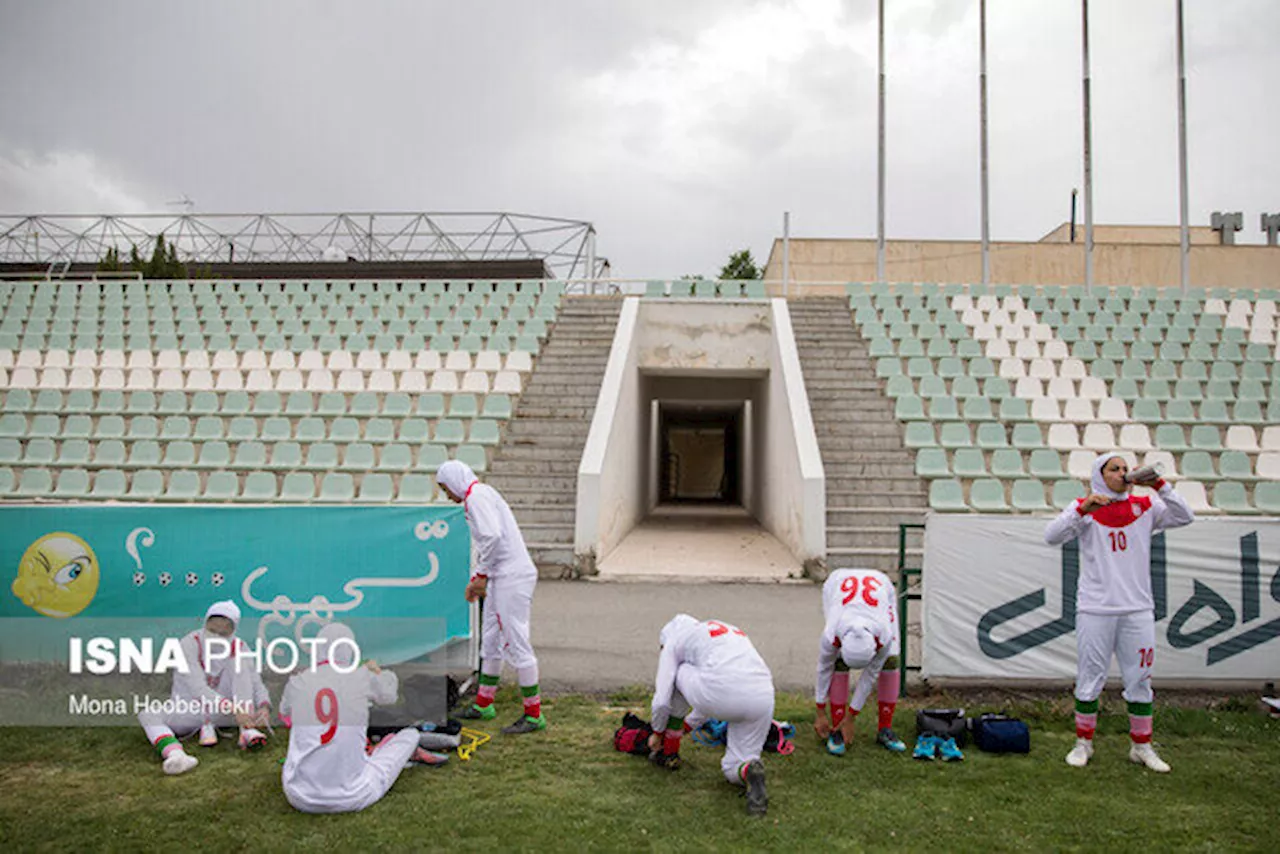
left=875, top=0, right=886, bottom=285
left=1176, top=0, right=1191, bottom=291
left=1081, top=0, right=1095, bottom=293
left=979, top=0, right=990, bottom=287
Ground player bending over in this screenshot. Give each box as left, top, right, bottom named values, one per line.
left=137, top=600, right=271, bottom=775
left=1045, top=452, right=1194, bottom=773
left=813, top=568, right=906, bottom=756
left=649, top=614, right=773, bottom=817
left=280, top=622, right=443, bottom=813
left=437, top=459, right=546, bottom=734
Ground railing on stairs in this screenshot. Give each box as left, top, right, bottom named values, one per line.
left=897, top=522, right=925, bottom=694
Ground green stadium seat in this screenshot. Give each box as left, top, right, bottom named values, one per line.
left=304, top=443, right=339, bottom=470
left=970, top=479, right=1008, bottom=512
left=1154, top=424, right=1189, bottom=452
left=16, top=467, right=54, bottom=497
left=1219, top=451, right=1254, bottom=481
left=1011, top=423, right=1043, bottom=450
left=990, top=449, right=1025, bottom=478
left=482, top=394, right=512, bottom=419
left=1190, top=425, right=1223, bottom=451
left=415, top=394, right=446, bottom=418
left=317, top=473, right=355, bottom=502
left=928, top=479, right=966, bottom=511
left=456, top=445, right=487, bottom=472
left=356, top=473, right=395, bottom=503
left=915, top=449, right=949, bottom=478
left=297, top=417, right=327, bottom=443
left=1028, top=449, right=1064, bottom=479
left=1012, top=479, right=1052, bottom=512
left=53, top=468, right=90, bottom=498
left=433, top=419, right=466, bottom=444
left=951, top=449, right=987, bottom=478
left=903, top=423, right=936, bottom=448
left=90, top=469, right=128, bottom=499
left=281, top=472, right=315, bottom=502
left=396, top=473, right=435, bottom=504
left=416, top=444, right=449, bottom=472
left=376, top=444, right=413, bottom=472
left=938, top=422, right=972, bottom=449
left=341, top=443, right=376, bottom=471
left=127, top=469, right=165, bottom=499
left=1253, top=482, right=1280, bottom=514
left=469, top=419, right=500, bottom=445
left=975, top=423, right=1008, bottom=450
left=1212, top=481, right=1256, bottom=514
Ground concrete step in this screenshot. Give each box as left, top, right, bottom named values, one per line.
left=825, top=476, right=925, bottom=495
left=491, top=459, right=581, bottom=475
left=506, top=420, right=593, bottom=436
left=527, top=543, right=576, bottom=575
left=827, top=507, right=928, bottom=527
left=814, top=435, right=910, bottom=451
left=827, top=489, right=928, bottom=507
left=821, top=461, right=918, bottom=478
left=485, top=473, right=579, bottom=491
left=827, top=526, right=926, bottom=550
left=824, top=548, right=922, bottom=573
left=501, top=433, right=590, bottom=449
left=495, top=445, right=586, bottom=462
left=815, top=423, right=904, bottom=439
left=507, top=505, right=576, bottom=525
left=518, top=522, right=574, bottom=542
left=499, top=489, right=578, bottom=505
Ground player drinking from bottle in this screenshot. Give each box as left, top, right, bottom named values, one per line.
left=1045, top=453, right=1194, bottom=773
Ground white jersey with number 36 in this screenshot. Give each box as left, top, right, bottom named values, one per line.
left=821, top=568, right=897, bottom=643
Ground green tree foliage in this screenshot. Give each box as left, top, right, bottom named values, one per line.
left=719, top=249, right=762, bottom=281
left=99, top=234, right=191, bottom=278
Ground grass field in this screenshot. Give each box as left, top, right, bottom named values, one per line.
left=0, top=688, right=1274, bottom=853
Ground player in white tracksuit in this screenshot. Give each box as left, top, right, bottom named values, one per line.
left=1044, top=452, right=1194, bottom=773
left=813, top=568, right=906, bottom=756
left=280, top=623, right=434, bottom=813
left=649, top=614, right=773, bottom=817
left=436, top=459, right=545, bottom=734
left=137, top=600, right=272, bottom=775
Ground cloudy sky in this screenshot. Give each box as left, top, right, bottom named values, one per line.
left=1, top=0, right=1275, bottom=277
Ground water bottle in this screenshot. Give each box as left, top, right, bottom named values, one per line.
left=1124, top=462, right=1164, bottom=485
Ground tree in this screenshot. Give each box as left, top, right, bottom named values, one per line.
left=97, top=246, right=121, bottom=272
left=719, top=249, right=762, bottom=281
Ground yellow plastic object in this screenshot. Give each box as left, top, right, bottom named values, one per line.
left=457, top=727, right=491, bottom=761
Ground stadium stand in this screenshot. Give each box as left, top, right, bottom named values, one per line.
left=0, top=279, right=558, bottom=503
left=849, top=282, right=1280, bottom=514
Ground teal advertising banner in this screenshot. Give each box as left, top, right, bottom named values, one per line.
left=0, top=506, right=471, bottom=667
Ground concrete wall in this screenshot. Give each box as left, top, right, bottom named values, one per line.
left=763, top=237, right=1280, bottom=290
left=757, top=299, right=826, bottom=565
left=575, top=297, right=643, bottom=568
left=636, top=300, right=773, bottom=375
left=1038, top=223, right=1218, bottom=245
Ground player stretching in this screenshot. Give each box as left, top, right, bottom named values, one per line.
left=1045, top=453, right=1194, bottom=773
left=436, top=459, right=546, bottom=734
left=649, top=614, right=774, bottom=817
left=813, top=568, right=906, bottom=756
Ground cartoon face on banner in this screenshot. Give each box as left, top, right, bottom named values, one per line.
left=11, top=532, right=100, bottom=618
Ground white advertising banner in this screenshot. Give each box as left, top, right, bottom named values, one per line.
left=922, top=514, right=1280, bottom=681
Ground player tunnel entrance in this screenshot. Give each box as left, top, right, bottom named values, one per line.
left=658, top=403, right=743, bottom=505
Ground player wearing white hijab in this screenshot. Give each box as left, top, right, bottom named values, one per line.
left=813, top=568, right=905, bottom=756
left=436, top=459, right=545, bottom=734
left=1045, top=452, right=1194, bottom=773
left=280, top=623, right=443, bottom=813
left=137, top=600, right=272, bottom=775
left=649, top=614, right=773, bottom=817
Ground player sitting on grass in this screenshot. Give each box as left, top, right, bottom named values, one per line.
left=136, top=599, right=272, bottom=776
left=648, top=614, right=773, bottom=817
left=1045, top=452, right=1194, bottom=773
left=280, top=622, right=445, bottom=814
left=813, top=568, right=906, bottom=756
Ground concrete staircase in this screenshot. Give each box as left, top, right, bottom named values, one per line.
left=788, top=297, right=927, bottom=575
left=485, top=296, right=623, bottom=577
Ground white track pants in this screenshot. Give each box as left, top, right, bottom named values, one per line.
left=284, top=728, right=420, bottom=814
left=1074, top=611, right=1156, bottom=704
left=481, top=576, right=538, bottom=671
left=670, top=664, right=774, bottom=784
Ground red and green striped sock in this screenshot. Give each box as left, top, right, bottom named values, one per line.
left=153, top=734, right=181, bottom=759
left=520, top=683, right=542, bottom=719
left=663, top=715, right=685, bottom=755
left=1074, top=698, right=1099, bottom=740
left=476, top=673, right=500, bottom=710
left=1127, top=701, right=1154, bottom=744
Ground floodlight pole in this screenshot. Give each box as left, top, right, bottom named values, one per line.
left=1176, top=0, right=1190, bottom=292
left=1081, top=0, right=1095, bottom=292
left=876, top=0, right=886, bottom=285
left=782, top=210, right=791, bottom=297
left=979, top=0, right=990, bottom=287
